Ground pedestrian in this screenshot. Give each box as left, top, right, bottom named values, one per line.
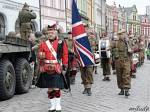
left=99, top=32, right=111, bottom=81
left=88, top=31, right=98, bottom=74
left=114, top=29, right=133, bottom=97
left=80, top=24, right=94, bottom=96
left=110, top=33, right=118, bottom=75
left=31, top=31, right=44, bottom=87
left=36, top=24, right=68, bottom=112
left=28, top=33, right=36, bottom=88
left=65, top=31, right=78, bottom=84
left=138, top=36, right=145, bottom=66
left=146, top=43, right=150, bottom=60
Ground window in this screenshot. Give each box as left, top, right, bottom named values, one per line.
left=0, top=14, right=5, bottom=35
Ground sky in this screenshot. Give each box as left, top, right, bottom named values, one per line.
left=106, top=0, right=150, bottom=14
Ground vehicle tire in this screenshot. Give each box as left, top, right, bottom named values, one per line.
left=15, top=58, right=31, bottom=94
left=0, top=60, right=16, bottom=100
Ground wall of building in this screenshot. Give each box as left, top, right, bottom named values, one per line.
left=95, top=0, right=106, bottom=36
left=0, top=0, right=40, bottom=35
left=40, top=0, right=66, bottom=32
left=106, top=4, right=113, bottom=37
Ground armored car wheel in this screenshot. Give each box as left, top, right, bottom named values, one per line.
left=15, top=58, right=31, bottom=94
left=0, top=60, right=16, bottom=100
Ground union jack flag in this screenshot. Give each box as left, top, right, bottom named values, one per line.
left=72, top=0, right=94, bottom=67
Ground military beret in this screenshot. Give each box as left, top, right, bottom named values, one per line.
left=48, top=24, right=57, bottom=30
left=67, top=31, right=72, bottom=34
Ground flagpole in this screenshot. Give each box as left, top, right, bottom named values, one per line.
left=65, top=0, right=67, bottom=32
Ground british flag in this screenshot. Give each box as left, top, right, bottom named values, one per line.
left=72, top=0, right=94, bottom=67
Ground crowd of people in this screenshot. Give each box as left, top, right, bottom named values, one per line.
left=6, top=3, right=148, bottom=112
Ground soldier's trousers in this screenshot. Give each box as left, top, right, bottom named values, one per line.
left=111, top=58, right=116, bottom=71
left=115, top=58, right=131, bottom=89
left=80, top=66, right=94, bottom=88
left=101, top=58, right=111, bottom=76
left=20, top=30, right=32, bottom=39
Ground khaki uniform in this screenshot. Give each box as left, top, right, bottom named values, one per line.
left=138, top=41, right=145, bottom=65
left=80, top=66, right=93, bottom=87
left=80, top=34, right=96, bottom=88
left=18, top=3, right=36, bottom=39
left=100, top=37, right=111, bottom=78
left=114, top=38, right=131, bottom=89
left=110, top=40, right=118, bottom=72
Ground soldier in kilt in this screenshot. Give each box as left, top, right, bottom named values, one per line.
left=36, top=24, right=68, bottom=112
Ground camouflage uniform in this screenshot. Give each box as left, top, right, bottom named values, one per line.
left=88, top=32, right=98, bottom=74
left=114, top=30, right=132, bottom=97
left=110, top=38, right=118, bottom=74
left=138, top=38, right=145, bottom=66
left=18, top=3, right=36, bottom=39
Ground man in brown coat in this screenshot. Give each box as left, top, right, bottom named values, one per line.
left=114, top=29, right=132, bottom=97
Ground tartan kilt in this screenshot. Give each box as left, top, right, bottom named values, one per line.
left=36, top=72, right=64, bottom=89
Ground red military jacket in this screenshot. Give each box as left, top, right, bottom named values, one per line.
left=38, top=39, right=68, bottom=73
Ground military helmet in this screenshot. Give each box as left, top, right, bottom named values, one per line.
left=128, top=34, right=134, bottom=38
left=117, top=29, right=126, bottom=35
left=22, top=2, right=29, bottom=11
left=35, top=31, right=43, bottom=38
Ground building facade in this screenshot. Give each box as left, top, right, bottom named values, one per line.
left=140, top=15, right=150, bottom=37
left=40, top=0, right=66, bottom=32
left=118, top=5, right=126, bottom=31
left=0, top=0, right=40, bottom=35
left=146, top=6, right=150, bottom=16
left=125, top=5, right=141, bottom=35
left=77, top=0, right=89, bottom=25
left=87, top=0, right=95, bottom=26
left=95, top=0, right=106, bottom=37
left=106, top=4, right=113, bottom=37
left=112, top=3, right=118, bottom=33
left=66, top=0, right=72, bottom=32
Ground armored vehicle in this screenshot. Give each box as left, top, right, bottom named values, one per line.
left=0, top=35, right=32, bottom=100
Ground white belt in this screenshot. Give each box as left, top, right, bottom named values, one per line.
left=44, top=60, right=58, bottom=64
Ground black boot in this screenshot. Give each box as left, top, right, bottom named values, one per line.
left=87, top=88, right=92, bottom=96
left=82, top=88, right=88, bottom=94
left=118, top=89, right=124, bottom=95
left=125, top=89, right=130, bottom=97
left=106, top=77, right=111, bottom=81
left=131, top=75, right=136, bottom=78
left=102, top=77, right=107, bottom=81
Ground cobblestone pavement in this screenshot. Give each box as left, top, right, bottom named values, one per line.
left=0, top=61, right=150, bottom=112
